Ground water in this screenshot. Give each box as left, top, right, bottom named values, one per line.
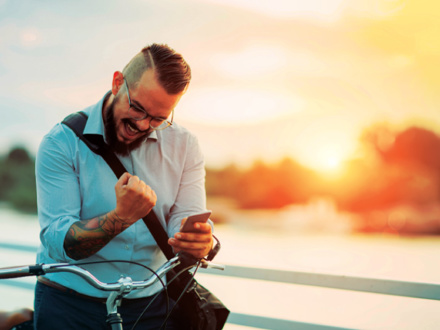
left=1, top=204, right=440, bottom=329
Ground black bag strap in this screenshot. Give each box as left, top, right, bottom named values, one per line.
left=62, top=111, right=175, bottom=260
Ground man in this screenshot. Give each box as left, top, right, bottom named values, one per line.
left=34, top=43, right=214, bottom=329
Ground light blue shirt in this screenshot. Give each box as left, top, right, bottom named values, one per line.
left=35, top=92, right=209, bottom=298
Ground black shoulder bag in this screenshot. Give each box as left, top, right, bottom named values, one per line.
left=62, top=111, right=229, bottom=329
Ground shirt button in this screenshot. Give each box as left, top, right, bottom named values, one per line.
left=125, top=245, right=129, bottom=250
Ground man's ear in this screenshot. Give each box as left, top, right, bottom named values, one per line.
left=111, top=71, right=124, bottom=95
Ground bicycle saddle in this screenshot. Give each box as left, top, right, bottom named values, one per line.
left=0, top=308, right=33, bottom=330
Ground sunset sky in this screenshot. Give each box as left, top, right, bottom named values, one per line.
left=1, top=0, right=439, bottom=172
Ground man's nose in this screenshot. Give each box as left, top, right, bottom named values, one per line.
left=136, top=116, right=152, bottom=131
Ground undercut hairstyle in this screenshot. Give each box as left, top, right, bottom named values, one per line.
left=122, top=43, right=191, bottom=94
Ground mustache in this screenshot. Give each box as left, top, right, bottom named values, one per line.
left=122, top=118, right=150, bottom=133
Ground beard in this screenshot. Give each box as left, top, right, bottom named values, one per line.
left=104, top=96, right=149, bottom=156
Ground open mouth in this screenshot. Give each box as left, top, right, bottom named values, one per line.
left=124, top=120, right=140, bottom=138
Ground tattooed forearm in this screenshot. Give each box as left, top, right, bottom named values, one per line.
left=64, top=211, right=131, bottom=260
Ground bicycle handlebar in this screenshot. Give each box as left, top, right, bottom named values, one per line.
left=0, top=253, right=225, bottom=330
left=0, top=253, right=225, bottom=292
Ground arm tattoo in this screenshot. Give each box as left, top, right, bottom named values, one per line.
left=64, top=212, right=130, bottom=260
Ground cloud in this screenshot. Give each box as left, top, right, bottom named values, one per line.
left=210, top=45, right=288, bottom=78
left=1, top=0, right=439, bottom=168
left=179, top=87, right=305, bottom=126
left=200, top=0, right=347, bottom=21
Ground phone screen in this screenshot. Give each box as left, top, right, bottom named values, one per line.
left=181, top=211, right=212, bottom=232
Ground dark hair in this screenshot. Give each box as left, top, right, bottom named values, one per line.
left=122, top=43, right=191, bottom=94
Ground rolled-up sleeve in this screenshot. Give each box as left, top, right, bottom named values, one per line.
left=36, top=129, right=80, bottom=263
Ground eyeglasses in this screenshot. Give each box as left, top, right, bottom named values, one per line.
left=123, top=78, right=173, bottom=131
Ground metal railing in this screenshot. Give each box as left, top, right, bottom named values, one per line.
left=1, top=242, right=440, bottom=329
left=200, top=264, right=440, bottom=329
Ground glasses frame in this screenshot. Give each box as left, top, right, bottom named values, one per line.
left=123, top=78, right=174, bottom=131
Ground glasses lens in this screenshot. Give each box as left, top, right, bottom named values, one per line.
left=128, top=106, right=173, bottom=130
left=128, top=107, right=147, bottom=120
left=151, top=110, right=173, bottom=130
left=151, top=121, right=171, bottom=130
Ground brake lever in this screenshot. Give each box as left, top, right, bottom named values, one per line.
left=200, top=259, right=225, bottom=271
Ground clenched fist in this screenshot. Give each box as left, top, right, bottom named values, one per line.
left=114, top=172, right=157, bottom=224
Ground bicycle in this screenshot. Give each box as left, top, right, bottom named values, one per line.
left=0, top=252, right=225, bottom=330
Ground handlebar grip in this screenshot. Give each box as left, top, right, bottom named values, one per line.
left=0, top=264, right=45, bottom=279
left=0, top=266, right=32, bottom=279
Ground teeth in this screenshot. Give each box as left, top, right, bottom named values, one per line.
left=127, top=123, right=138, bottom=133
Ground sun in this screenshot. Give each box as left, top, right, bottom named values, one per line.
left=307, top=149, right=346, bottom=174
left=323, top=155, right=343, bottom=171
left=292, top=128, right=355, bottom=174
left=295, top=145, right=347, bottom=173
left=277, top=113, right=360, bottom=174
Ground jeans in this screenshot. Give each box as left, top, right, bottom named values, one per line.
left=33, top=281, right=186, bottom=329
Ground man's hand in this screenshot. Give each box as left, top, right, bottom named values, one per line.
left=168, top=217, right=213, bottom=259
left=114, top=172, right=157, bottom=224
left=64, top=172, right=157, bottom=260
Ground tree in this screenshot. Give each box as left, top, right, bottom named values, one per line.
left=0, top=146, right=37, bottom=213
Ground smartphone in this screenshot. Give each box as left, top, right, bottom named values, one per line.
left=181, top=211, right=212, bottom=232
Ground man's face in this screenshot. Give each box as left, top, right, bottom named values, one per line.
left=104, top=69, right=183, bottom=155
